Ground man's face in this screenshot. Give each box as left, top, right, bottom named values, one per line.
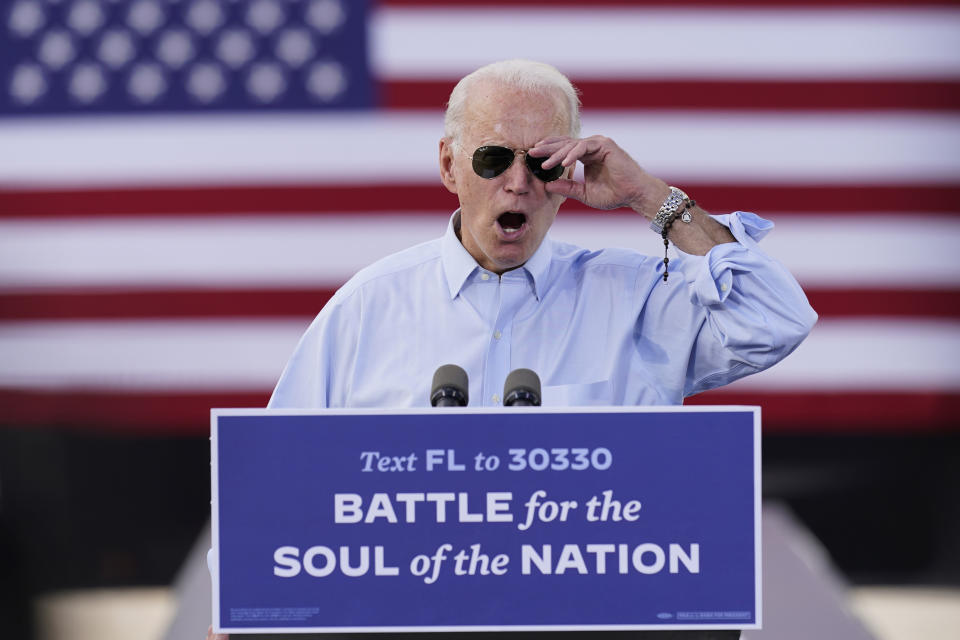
left=439, top=82, right=571, bottom=274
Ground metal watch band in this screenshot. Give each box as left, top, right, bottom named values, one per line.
left=650, top=186, right=689, bottom=234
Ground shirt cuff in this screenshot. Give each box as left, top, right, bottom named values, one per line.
left=680, top=211, right=773, bottom=305
left=711, top=210, right=774, bottom=249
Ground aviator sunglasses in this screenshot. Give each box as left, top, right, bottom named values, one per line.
left=468, top=145, right=566, bottom=183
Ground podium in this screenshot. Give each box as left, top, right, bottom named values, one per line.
left=211, top=407, right=759, bottom=637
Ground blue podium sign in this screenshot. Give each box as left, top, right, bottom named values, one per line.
left=211, top=407, right=761, bottom=634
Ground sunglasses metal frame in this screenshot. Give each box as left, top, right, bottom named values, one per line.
left=460, top=144, right=565, bottom=183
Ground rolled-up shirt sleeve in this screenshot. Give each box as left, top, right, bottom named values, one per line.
left=677, top=211, right=818, bottom=396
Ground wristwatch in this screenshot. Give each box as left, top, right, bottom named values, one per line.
left=650, top=186, right=690, bottom=235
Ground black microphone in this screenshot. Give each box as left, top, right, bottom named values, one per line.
left=431, top=364, right=469, bottom=407
left=503, top=368, right=541, bottom=407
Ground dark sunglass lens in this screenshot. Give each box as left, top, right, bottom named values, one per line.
left=526, top=154, right=565, bottom=182
left=472, top=146, right=514, bottom=179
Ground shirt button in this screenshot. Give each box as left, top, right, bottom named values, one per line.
left=721, top=283, right=728, bottom=292
left=481, top=273, right=490, bottom=281
left=492, top=394, right=500, bottom=404
left=494, top=330, right=502, bottom=340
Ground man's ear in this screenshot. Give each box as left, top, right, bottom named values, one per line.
left=439, top=138, right=459, bottom=195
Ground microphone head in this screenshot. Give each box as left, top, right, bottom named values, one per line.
left=431, top=364, right=469, bottom=407
left=504, top=368, right=541, bottom=407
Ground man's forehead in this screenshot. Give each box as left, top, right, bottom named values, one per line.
left=461, top=84, right=570, bottom=144
left=469, top=86, right=565, bottom=119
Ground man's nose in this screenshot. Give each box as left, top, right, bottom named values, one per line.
left=502, top=152, right=532, bottom=193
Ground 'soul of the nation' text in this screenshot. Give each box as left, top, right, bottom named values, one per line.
left=273, top=541, right=700, bottom=583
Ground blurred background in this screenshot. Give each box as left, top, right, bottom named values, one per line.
left=0, top=0, right=958, bottom=639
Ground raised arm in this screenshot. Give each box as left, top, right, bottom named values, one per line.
left=530, top=134, right=816, bottom=396
left=531, top=135, right=735, bottom=255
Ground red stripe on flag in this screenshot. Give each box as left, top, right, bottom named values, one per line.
left=0, top=288, right=335, bottom=320
left=688, top=390, right=960, bottom=432
left=3, top=183, right=959, bottom=217
left=1, top=287, right=958, bottom=320
left=0, top=389, right=271, bottom=434
left=804, top=289, right=960, bottom=319
left=1, top=389, right=956, bottom=433
left=384, top=79, right=960, bottom=112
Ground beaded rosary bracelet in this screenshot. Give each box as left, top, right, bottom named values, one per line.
left=660, top=199, right=696, bottom=282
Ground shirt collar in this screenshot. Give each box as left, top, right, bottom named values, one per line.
left=441, top=210, right=480, bottom=299
left=441, top=209, right=552, bottom=301
left=522, top=229, right=551, bottom=301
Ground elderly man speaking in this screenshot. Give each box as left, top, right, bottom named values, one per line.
left=207, top=57, right=816, bottom=640
left=267, top=58, right=816, bottom=410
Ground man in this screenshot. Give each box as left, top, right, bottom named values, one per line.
left=209, top=57, right=811, bottom=640
left=267, top=59, right=816, bottom=409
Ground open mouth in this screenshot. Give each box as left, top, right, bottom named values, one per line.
left=497, top=212, right=527, bottom=234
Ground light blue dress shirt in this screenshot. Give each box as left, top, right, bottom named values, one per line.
left=268, top=211, right=816, bottom=409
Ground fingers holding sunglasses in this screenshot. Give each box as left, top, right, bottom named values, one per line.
left=529, top=137, right=585, bottom=170
left=554, top=139, right=594, bottom=171
left=543, top=176, right=588, bottom=202
left=528, top=136, right=570, bottom=154
left=535, top=137, right=633, bottom=207
left=545, top=173, right=632, bottom=211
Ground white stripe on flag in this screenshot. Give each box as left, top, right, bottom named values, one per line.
left=2, top=113, right=960, bottom=185
left=2, top=215, right=958, bottom=289
left=371, top=7, right=960, bottom=79
left=0, top=319, right=307, bottom=391
left=726, top=318, right=960, bottom=391
left=1, top=318, right=956, bottom=392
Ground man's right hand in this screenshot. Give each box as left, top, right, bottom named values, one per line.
left=531, top=135, right=665, bottom=215
left=206, top=624, right=228, bottom=640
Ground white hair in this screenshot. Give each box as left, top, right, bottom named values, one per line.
left=443, top=59, right=581, bottom=143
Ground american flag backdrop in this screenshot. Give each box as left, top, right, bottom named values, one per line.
left=1, top=0, right=958, bottom=434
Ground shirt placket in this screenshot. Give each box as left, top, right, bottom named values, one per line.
left=482, top=271, right=528, bottom=406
